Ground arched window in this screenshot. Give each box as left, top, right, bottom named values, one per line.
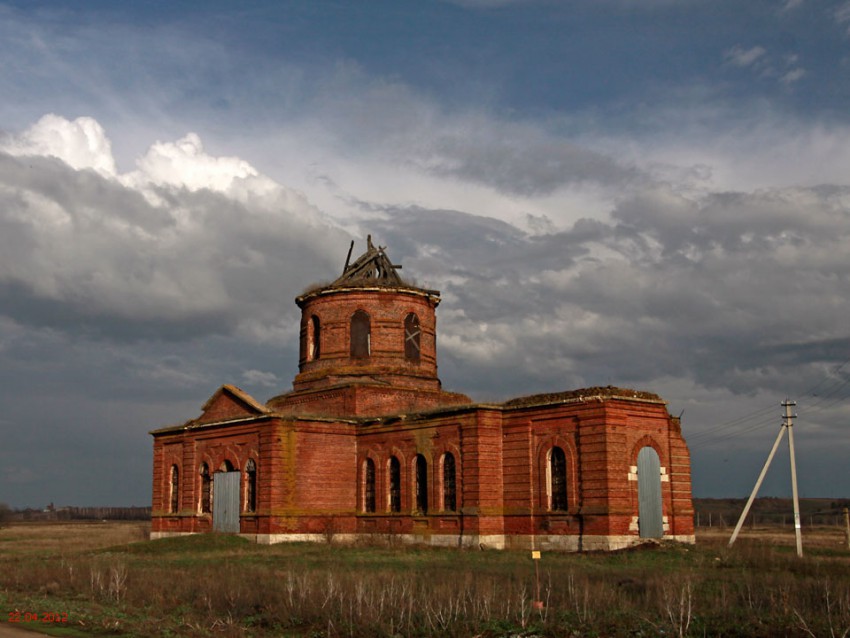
left=363, top=458, right=376, bottom=513
left=245, top=459, right=257, bottom=513
left=200, top=463, right=211, bottom=514
left=220, top=460, right=234, bottom=472
left=404, top=313, right=421, bottom=363
left=442, top=453, right=456, bottom=512
left=415, top=454, right=428, bottom=514
left=549, top=447, right=568, bottom=511
left=389, top=456, right=401, bottom=513
left=351, top=310, right=371, bottom=359
left=309, top=315, right=321, bottom=360
left=169, top=465, right=179, bottom=513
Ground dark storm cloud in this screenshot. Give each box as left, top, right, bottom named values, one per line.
left=0, top=316, right=301, bottom=508
left=421, top=129, right=640, bottom=196
left=0, top=150, right=349, bottom=341
left=369, top=184, right=850, bottom=401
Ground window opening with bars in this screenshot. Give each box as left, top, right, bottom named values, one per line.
left=404, top=313, right=421, bottom=362
left=351, top=310, right=371, bottom=358
left=245, top=459, right=257, bottom=513
left=309, top=315, right=321, bottom=360
left=364, top=458, right=376, bottom=513
left=549, top=447, right=568, bottom=511
left=415, top=454, right=428, bottom=514
left=170, top=465, right=179, bottom=513
left=200, top=463, right=211, bottom=513
left=389, top=457, right=401, bottom=512
left=443, top=453, right=456, bottom=512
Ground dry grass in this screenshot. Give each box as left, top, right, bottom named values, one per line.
left=0, top=522, right=149, bottom=557
left=3, top=522, right=850, bottom=637
left=699, top=524, right=850, bottom=551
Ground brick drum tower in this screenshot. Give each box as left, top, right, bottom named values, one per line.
left=151, top=238, right=694, bottom=550
left=270, top=236, right=469, bottom=417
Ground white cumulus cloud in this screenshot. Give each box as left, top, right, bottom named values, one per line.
left=0, top=113, right=116, bottom=176
left=0, top=114, right=349, bottom=340
left=128, top=133, right=262, bottom=193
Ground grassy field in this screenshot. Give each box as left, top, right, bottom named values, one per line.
left=2, top=521, right=850, bottom=637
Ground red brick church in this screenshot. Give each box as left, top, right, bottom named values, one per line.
left=151, top=238, right=694, bottom=550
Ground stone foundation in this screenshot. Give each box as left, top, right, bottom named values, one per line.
left=149, top=531, right=697, bottom=551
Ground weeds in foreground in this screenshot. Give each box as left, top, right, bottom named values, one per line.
left=662, top=577, right=692, bottom=638
left=3, top=524, right=850, bottom=637
left=793, top=578, right=850, bottom=638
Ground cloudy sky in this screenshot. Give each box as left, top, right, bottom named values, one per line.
left=1, top=0, right=849, bottom=508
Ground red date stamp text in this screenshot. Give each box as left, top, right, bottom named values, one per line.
left=8, top=611, right=68, bottom=623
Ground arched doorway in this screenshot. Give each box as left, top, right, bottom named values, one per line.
left=213, top=460, right=240, bottom=533
left=637, top=447, right=663, bottom=539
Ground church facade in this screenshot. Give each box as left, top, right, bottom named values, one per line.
left=151, top=239, right=694, bottom=550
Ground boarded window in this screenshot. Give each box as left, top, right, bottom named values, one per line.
left=404, top=313, right=421, bottom=362
left=415, top=454, right=428, bottom=514
left=309, top=315, right=321, bottom=360
left=200, top=463, right=211, bottom=514
left=170, top=465, right=179, bottom=513
left=549, top=447, right=567, bottom=511
left=351, top=310, right=371, bottom=359
left=245, top=459, right=257, bottom=513
left=443, top=453, right=456, bottom=512
left=389, top=457, right=401, bottom=513
left=364, top=458, right=376, bottom=513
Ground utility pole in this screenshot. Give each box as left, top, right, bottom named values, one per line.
left=729, top=398, right=803, bottom=557
left=785, top=399, right=803, bottom=558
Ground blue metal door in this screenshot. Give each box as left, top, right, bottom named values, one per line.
left=637, top=447, right=663, bottom=538
left=213, top=471, right=240, bottom=533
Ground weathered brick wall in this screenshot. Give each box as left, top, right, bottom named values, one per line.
left=154, top=393, right=694, bottom=544
left=573, top=402, right=614, bottom=535
left=501, top=408, right=583, bottom=536
left=153, top=265, right=694, bottom=546
left=197, top=393, right=255, bottom=423
left=501, top=415, right=533, bottom=534
left=353, top=413, right=470, bottom=537
left=294, top=288, right=440, bottom=390
left=153, top=241, right=695, bottom=547
left=272, top=384, right=470, bottom=418
left=464, top=409, right=505, bottom=536
left=294, top=423, right=357, bottom=513
left=496, top=397, right=692, bottom=539
left=152, top=421, right=267, bottom=534
left=150, top=438, right=166, bottom=532
left=667, top=416, right=695, bottom=536
left=271, top=387, right=352, bottom=416
left=269, top=285, right=470, bottom=417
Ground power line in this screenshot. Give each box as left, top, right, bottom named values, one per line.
left=686, top=404, right=777, bottom=445
left=687, top=353, right=850, bottom=447
left=689, top=414, right=779, bottom=448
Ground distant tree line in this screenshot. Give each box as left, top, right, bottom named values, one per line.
left=1, top=504, right=151, bottom=522
left=693, top=497, right=850, bottom=528
left=58, top=506, right=152, bottom=520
